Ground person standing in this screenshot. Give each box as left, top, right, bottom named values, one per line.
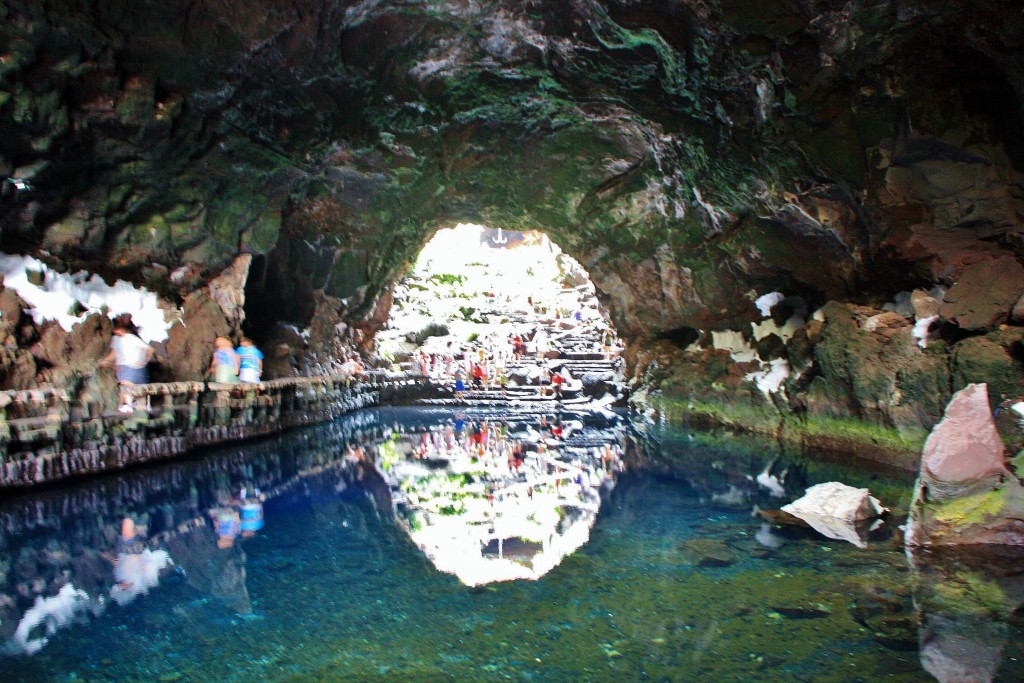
left=100, top=320, right=154, bottom=413
left=209, top=336, right=240, bottom=383
left=551, top=369, right=565, bottom=399
left=453, top=368, right=466, bottom=401
left=235, top=337, right=263, bottom=383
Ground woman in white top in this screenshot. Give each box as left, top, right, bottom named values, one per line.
left=100, top=321, right=154, bottom=413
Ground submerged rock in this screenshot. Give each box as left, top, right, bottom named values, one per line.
left=770, top=604, right=831, bottom=619
left=678, top=538, right=735, bottom=568
left=754, top=508, right=809, bottom=528
left=849, top=585, right=918, bottom=652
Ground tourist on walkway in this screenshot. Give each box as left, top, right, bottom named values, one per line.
left=236, top=337, right=263, bottom=383
left=210, top=336, right=240, bottom=383
left=602, top=328, right=614, bottom=359
left=551, top=369, right=565, bottom=399
left=99, top=320, right=154, bottom=414
left=453, top=368, right=466, bottom=400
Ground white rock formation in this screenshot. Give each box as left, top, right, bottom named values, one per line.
left=782, top=482, right=886, bottom=548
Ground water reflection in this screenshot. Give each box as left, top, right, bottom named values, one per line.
left=0, top=406, right=625, bottom=656
left=909, top=548, right=1024, bottom=683
left=0, top=409, right=385, bottom=657
left=109, top=518, right=173, bottom=606
left=1, top=413, right=1023, bottom=682
left=378, top=409, right=626, bottom=585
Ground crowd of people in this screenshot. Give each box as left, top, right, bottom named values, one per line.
left=393, top=411, right=625, bottom=503
left=405, top=320, right=620, bottom=403
left=97, top=287, right=619, bottom=417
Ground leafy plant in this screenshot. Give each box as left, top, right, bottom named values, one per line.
left=376, top=434, right=401, bottom=472
left=427, top=273, right=466, bottom=287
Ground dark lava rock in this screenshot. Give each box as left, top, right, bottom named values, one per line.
left=755, top=333, right=785, bottom=361
left=0, top=0, right=1021, bottom=447
left=770, top=605, right=831, bottom=619
left=678, top=539, right=735, bottom=568
left=940, top=257, right=1024, bottom=331
left=411, top=322, right=450, bottom=345
left=755, top=508, right=810, bottom=527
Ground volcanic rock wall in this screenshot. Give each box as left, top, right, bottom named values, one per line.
left=1, top=1, right=1023, bottom=464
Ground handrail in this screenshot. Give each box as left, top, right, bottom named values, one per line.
left=0, top=372, right=383, bottom=489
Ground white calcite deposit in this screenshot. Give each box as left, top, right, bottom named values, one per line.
left=0, top=253, right=177, bottom=342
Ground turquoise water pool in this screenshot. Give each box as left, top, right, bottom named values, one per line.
left=1, top=408, right=1021, bottom=682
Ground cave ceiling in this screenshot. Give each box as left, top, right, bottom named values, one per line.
left=1, top=0, right=1022, bottom=338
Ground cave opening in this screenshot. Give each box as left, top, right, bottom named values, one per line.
left=376, top=223, right=619, bottom=369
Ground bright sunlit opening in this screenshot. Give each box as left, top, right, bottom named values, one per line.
left=378, top=223, right=608, bottom=359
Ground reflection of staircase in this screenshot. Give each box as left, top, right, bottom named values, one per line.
left=410, top=308, right=624, bottom=408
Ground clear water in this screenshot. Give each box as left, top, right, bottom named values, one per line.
left=2, top=408, right=1022, bottom=682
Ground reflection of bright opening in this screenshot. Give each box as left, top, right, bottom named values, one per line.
left=378, top=413, right=626, bottom=586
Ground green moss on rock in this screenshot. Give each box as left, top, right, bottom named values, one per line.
left=931, top=486, right=1007, bottom=526
left=951, top=330, right=1024, bottom=404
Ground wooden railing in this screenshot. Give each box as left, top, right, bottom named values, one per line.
left=0, top=374, right=393, bottom=488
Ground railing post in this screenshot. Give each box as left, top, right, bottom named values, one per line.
left=0, top=393, right=10, bottom=462
left=188, top=384, right=201, bottom=428
left=210, top=383, right=232, bottom=426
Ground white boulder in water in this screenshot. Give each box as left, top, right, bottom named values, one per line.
left=782, top=482, right=887, bottom=548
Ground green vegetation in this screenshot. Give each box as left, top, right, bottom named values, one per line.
left=648, top=392, right=924, bottom=469
left=1012, top=450, right=1024, bottom=479
left=399, top=472, right=484, bottom=516
left=931, top=486, right=1007, bottom=526
left=791, top=415, right=925, bottom=465
left=427, top=273, right=466, bottom=287
left=377, top=435, right=402, bottom=472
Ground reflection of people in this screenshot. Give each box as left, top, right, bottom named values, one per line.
left=209, top=336, right=239, bottom=383
left=99, top=320, right=154, bottom=413
left=239, top=501, right=264, bottom=537
left=236, top=337, right=263, bottom=383
left=108, top=517, right=172, bottom=605
left=212, top=508, right=241, bottom=548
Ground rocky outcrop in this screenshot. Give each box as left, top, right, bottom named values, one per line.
left=0, top=0, right=1022, bottom=453
left=906, top=383, right=1024, bottom=547
left=917, top=384, right=1008, bottom=492
left=939, top=258, right=1024, bottom=331
left=207, top=254, right=252, bottom=338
